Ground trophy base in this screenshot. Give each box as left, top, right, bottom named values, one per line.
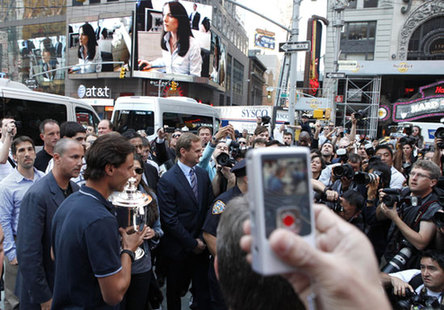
left=135, top=247, right=145, bottom=260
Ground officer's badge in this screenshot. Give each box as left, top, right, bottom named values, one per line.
left=212, top=200, right=226, bottom=214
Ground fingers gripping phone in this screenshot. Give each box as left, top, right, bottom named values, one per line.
left=246, top=147, right=315, bottom=275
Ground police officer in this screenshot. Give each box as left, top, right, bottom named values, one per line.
left=203, top=160, right=248, bottom=310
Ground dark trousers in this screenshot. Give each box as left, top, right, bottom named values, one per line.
left=120, top=269, right=152, bottom=310
left=165, top=253, right=211, bottom=310
left=208, top=257, right=227, bottom=310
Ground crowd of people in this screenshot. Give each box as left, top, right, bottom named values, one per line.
left=0, top=113, right=442, bottom=310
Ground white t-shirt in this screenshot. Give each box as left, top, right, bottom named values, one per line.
left=0, top=141, right=14, bottom=181
left=390, top=166, right=406, bottom=189
left=390, top=269, right=443, bottom=303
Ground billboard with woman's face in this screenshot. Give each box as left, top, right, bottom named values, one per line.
left=67, top=15, right=133, bottom=75
left=134, top=0, right=213, bottom=80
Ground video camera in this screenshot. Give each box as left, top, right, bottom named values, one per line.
left=353, top=110, right=366, bottom=122
left=261, top=116, right=271, bottom=125
left=216, top=152, right=236, bottom=168
left=336, top=148, right=348, bottom=162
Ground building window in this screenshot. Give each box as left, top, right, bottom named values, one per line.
left=408, top=16, right=444, bottom=60
left=340, top=21, right=376, bottom=61
left=363, top=0, right=378, bottom=8
left=233, top=59, right=244, bottom=96
left=346, top=0, right=357, bottom=9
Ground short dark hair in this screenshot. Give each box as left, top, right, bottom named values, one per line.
left=83, top=134, right=134, bottom=181
left=122, top=129, right=141, bottom=141
left=60, top=121, right=86, bottom=138
left=197, top=126, right=212, bottom=135
left=283, top=131, right=293, bottom=138
left=11, top=136, right=34, bottom=155
left=175, top=133, right=200, bottom=158
left=421, top=250, right=444, bottom=270
left=39, top=119, right=59, bottom=134
left=254, top=126, right=269, bottom=136
left=217, top=196, right=305, bottom=310
left=252, top=138, right=267, bottom=148
left=265, top=140, right=284, bottom=147
left=342, top=189, right=365, bottom=210
left=100, top=119, right=114, bottom=131
left=375, top=144, right=393, bottom=158
left=348, top=153, right=362, bottom=164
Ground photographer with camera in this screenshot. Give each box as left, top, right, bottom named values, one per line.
left=377, top=160, right=442, bottom=270
left=338, top=189, right=366, bottom=232
left=432, top=127, right=444, bottom=171
left=381, top=250, right=443, bottom=309
left=375, top=144, right=406, bottom=189
left=0, top=117, right=18, bottom=181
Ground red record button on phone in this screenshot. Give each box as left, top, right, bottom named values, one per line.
left=282, top=215, right=295, bottom=227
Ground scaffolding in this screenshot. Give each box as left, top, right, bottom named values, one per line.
left=335, top=76, right=381, bottom=138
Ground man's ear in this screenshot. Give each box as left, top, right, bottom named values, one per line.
left=214, top=256, right=219, bottom=280
left=40, top=133, right=45, bottom=141
left=104, top=163, right=114, bottom=176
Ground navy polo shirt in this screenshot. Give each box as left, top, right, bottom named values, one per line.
left=51, top=185, right=121, bottom=309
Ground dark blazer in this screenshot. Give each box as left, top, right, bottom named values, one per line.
left=144, top=161, right=159, bottom=194
left=15, top=172, right=79, bottom=308
left=190, top=11, right=200, bottom=30
left=158, top=163, right=213, bottom=259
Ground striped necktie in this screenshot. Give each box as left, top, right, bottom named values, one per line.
left=189, top=168, right=198, bottom=200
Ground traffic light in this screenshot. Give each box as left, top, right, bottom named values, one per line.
left=119, top=67, right=126, bottom=79
left=267, top=90, right=272, bottom=102
left=170, top=81, right=177, bottom=91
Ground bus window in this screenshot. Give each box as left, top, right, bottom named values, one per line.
left=76, top=107, right=100, bottom=130
left=113, top=110, right=155, bottom=135
left=163, top=112, right=214, bottom=133
left=0, top=97, right=67, bottom=146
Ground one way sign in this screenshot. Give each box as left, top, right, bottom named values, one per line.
left=279, top=41, right=311, bottom=53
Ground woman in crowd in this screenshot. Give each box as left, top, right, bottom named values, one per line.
left=76, top=23, right=102, bottom=73
left=138, top=1, right=202, bottom=76
left=119, top=154, right=163, bottom=310
left=310, top=151, right=325, bottom=180
left=412, top=125, right=424, bottom=149
left=394, top=139, right=416, bottom=176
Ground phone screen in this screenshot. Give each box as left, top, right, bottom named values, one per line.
left=262, top=154, right=312, bottom=238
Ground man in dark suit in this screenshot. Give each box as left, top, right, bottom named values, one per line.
left=15, top=138, right=84, bottom=310
left=189, top=3, right=200, bottom=30
left=158, top=133, right=213, bottom=310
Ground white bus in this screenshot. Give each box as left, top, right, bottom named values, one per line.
left=0, top=79, right=100, bottom=148
left=111, top=96, right=220, bottom=140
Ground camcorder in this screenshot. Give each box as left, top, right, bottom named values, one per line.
left=261, top=116, right=271, bottom=125
left=353, top=110, right=366, bottom=121
left=435, top=127, right=444, bottom=149
left=365, top=143, right=375, bottom=157
left=246, top=147, right=315, bottom=275
left=332, top=163, right=354, bottom=180
left=354, top=170, right=382, bottom=185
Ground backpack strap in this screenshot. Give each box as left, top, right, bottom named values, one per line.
left=408, top=273, right=423, bottom=290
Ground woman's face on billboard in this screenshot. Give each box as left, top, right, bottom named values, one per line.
left=79, top=27, right=89, bottom=47
left=163, top=5, right=179, bottom=33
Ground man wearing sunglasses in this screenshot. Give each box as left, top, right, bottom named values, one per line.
left=377, top=160, right=442, bottom=270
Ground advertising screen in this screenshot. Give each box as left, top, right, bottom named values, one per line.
left=67, top=15, right=133, bottom=75
left=134, top=0, right=214, bottom=80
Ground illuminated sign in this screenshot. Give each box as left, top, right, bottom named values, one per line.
left=393, top=80, right=444, bottom=122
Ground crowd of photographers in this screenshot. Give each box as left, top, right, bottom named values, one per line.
left=150, top=113, right=443, bottom=310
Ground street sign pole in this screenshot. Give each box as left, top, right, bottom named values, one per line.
left=288, top=0, right=302, bottom=144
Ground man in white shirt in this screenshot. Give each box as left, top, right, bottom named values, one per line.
left=381, top=250, right=443, bottom=306
left=375, top=144, right=406, bottom=189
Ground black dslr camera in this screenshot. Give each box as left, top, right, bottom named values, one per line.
left=381, top=188, right=401, bottom=208
left=353, top=110, right=366, bottom=121
left=435, top=127, right=444, bottom=149
left=332, top=163, right=354, bottom=180
left=432, top=212, right=444, bottom=228
left=394, top=289, right=441, bottom=310
left=216, top=152, right=236, bottom=168
left=354, top=170, right=382, bottom=185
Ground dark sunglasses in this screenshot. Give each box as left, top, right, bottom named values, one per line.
left=172, top=134, right=181, bottom=138
left=239, top=141, right=247, bottom=144
left=135, top=168, right=144, bottom=175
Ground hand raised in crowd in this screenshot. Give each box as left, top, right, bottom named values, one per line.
left=325, top=190, right=339, bottom=202
left=3, top=120, right=16, bottom=138
left=214, top=124, right=234, bottom=142
left=351, top=113, right=357, bottom=125
left=119, top=226, right=148, bottom=252
left=193, top=238, right=206, bottom=254
left=240, top=204, right=391, bottom=310
left=366, top=175, right=380, bottom=200
left=157, top=128, right=166, bottom=140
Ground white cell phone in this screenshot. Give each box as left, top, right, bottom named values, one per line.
left=246, top=147, right=315, bottom=275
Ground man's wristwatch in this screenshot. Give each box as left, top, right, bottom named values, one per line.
left=121, top=249, right=135, bottom=262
